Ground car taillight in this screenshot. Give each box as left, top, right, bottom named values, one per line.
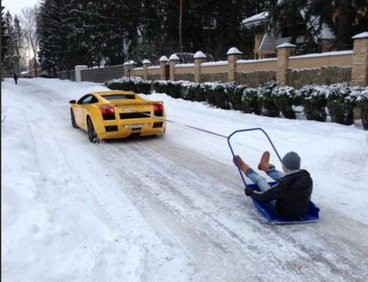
left=153, top=104, right=163, bottom=112
left=100, top=106, right=115, bottom=120
left=100, top=106, right=115, bottom=115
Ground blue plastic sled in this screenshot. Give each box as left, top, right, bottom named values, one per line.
left=228, top=128, right=320, bottom=225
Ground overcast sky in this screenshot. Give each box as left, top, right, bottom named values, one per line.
left=3, top=0, right=40, bottom=16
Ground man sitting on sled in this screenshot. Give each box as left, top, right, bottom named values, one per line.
left=234, top=151, right=313, bottom=220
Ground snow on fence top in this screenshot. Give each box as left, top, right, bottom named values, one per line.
left=176, top=63, right=195, bottom=68
left=226, top=47, right=243, bottom=55
left=290, top=50, right=353, bottom=59
left=201, top=61, right=228, bottom=67
left=148, top=66, right=160, bottom=69
left=237, top=58, right=277, bottom=64
left=194, top=51, right=206, bottom=59
left=159, top=56, right=168, bottom=62
left=276, top=43, right=297, bottom=49
left=142, top=59, right=151, bottom=64
left=352, top=32, right=368, bottom=39
left=169, top=54, right=180, bottom=61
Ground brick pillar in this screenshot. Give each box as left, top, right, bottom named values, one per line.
left=142, top=59, right=151, bottom=80
left=169, top=54, right=180, bottom=81
left=351, top=32, right=368, bottom=86
left=123, top=62, right=130, bottom=76
left=194, top=51, right=206, bottom=83
left=130, top=61, right=136, bottom=77
left=276, top=43, right=296, bottom=86
left=227, top=47, right=242, bottom=82
left=159, top=56, right=168, bottom=80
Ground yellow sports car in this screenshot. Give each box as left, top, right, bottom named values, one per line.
left=69, top=90, right=166, bottom=142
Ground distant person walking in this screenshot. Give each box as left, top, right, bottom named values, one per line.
left=13, top=73, right=18, bottom=85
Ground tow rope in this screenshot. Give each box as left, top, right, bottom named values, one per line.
left=122, top=106, right=228, bottom=139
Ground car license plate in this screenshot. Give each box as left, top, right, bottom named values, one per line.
left=125, top=124, right=142, bottom=129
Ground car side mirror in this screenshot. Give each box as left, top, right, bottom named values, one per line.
left=69, top=100, right=76, bottom=104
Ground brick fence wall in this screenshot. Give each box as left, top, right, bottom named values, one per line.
left=57, top=32, right=368, bottom=87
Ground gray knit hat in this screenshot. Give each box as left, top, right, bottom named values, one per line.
left=282, top=151, right=301, bottom=170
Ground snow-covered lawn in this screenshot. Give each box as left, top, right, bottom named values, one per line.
left=2, top=78, right=368, bottom=282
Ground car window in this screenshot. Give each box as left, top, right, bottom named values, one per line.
left=101, top=94, right=136, bottom=100
left=78, top=94, right=98, bottom=104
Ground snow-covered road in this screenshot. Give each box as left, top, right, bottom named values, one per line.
left=2, top=78, right=368, bottom=282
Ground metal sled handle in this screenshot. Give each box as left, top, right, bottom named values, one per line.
left=227, top=128, right=283, bottom=188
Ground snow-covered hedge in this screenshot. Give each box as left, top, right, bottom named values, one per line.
left=241, top=87, right=259, bottom=114
left=105, top=76, right=152, bottom=94
left=296, top=85, right=328, bottom=121
left=257, top=81, right=280, bottom=117
left=354, top=86, right=368, bottom=129
left=271, top=86, right=297, bottom=119
left=326, top=83, right=356, bottom=125
left=105, top=76, right=368, bottom=130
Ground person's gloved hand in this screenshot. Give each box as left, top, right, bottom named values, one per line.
left=244, top=188, right=253, bottom=197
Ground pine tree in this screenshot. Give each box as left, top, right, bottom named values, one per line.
left=3, top=11, right=17, bottom=74
left=1, top=6, right=9, bottom=79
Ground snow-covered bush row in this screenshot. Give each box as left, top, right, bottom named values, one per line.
left=105, top=76, right=152, bottom=94
left=105, top=77, right=368, bottom=129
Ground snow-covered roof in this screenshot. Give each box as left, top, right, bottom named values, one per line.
left=169, top=54, right=180, bottom=61
left=352, top=32, right=368, bottom=39
left=193, top=51, right=206, bottom=59
left=226, top=47, right=243, bottom=55
left=142, top=59, right=151, bottom=64
left=159, top=56, right=168, bottom=62
left=241, top=11, right=269, bottom=28
left=276, top=43, right=297, bottom=49
left=319, top=23, right=335, bottom=40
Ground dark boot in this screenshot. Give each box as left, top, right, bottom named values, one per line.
left=258, top=151, right=273, bottom=171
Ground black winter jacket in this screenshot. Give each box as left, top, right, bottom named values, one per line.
left=247, top=170, right=313, bottom=219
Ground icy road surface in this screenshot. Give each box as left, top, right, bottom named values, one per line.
left=2, top=78, right=368, bottom=282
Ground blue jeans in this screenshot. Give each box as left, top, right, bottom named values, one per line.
left=246, top=167, right=284, bottom=192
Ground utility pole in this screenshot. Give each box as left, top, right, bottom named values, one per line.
left=179, top=0, right=183, bottom=53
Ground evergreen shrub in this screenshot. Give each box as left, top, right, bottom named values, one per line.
left=178, top=81, right=197, bottom=101
left=257, top=81, right=279, bottom=117
left=105, top=76, right=151, bottom=94
left=166, top=81, right=181, bottom=98
left=241, top=88, right=260, bottom=114
left=297, top=85, right=327, bottom=122
left=354, top=86, right=368, bottom=130
left=326, top=83, right=356, bottom=125
left=230, top=85, right=246, bottom=110
left=193, top=84, right=207, bottom=102
left=271, top=86, right=296, bottom=119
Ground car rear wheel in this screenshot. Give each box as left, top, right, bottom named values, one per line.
left=70, top=109, right=78, bottom=128
left=87, top=117, right=100, bottom=143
